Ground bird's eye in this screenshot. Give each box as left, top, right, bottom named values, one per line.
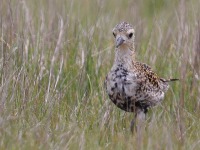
left=113, top=32, right=116, bottom=38
left=128, top=33, right=133, bottom=38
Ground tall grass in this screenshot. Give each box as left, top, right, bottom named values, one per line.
left=0, top=0, right=200, bottom=149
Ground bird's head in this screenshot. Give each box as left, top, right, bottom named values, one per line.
left=112, top=22, right=135, bottom=50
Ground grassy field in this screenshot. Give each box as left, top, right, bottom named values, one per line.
left=1, top=0, right=200, bottom=149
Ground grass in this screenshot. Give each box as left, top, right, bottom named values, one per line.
left=0, top=0, right=200, bottom=149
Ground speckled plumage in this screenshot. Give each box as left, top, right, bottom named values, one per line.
left=105, top=22, right=178, bottom=131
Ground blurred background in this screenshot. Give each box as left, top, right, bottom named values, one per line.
left=0, top=0, right=200, bottom=149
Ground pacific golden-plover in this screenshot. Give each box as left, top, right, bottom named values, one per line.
left=105, top=22, right=178, bottom=132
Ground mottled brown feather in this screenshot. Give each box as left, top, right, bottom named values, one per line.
left=105, top=22, right=178, bottom=114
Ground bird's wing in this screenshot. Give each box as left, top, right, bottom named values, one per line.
left=131, top=61, right=168, bottom=106
left=132, top=62, right=161, bottom=88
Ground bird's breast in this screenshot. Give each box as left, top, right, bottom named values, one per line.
left=105, top=66, right=137, bottom=99
left=105, top=67, right=138, bottom=112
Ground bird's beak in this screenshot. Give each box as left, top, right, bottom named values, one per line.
left=116, top=36, right=125, bottom=48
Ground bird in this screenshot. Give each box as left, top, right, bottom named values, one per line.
left=104, top=22, right=178, bottom=132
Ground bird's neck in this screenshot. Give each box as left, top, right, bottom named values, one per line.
left=114, top=47, right=135, bottom=68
